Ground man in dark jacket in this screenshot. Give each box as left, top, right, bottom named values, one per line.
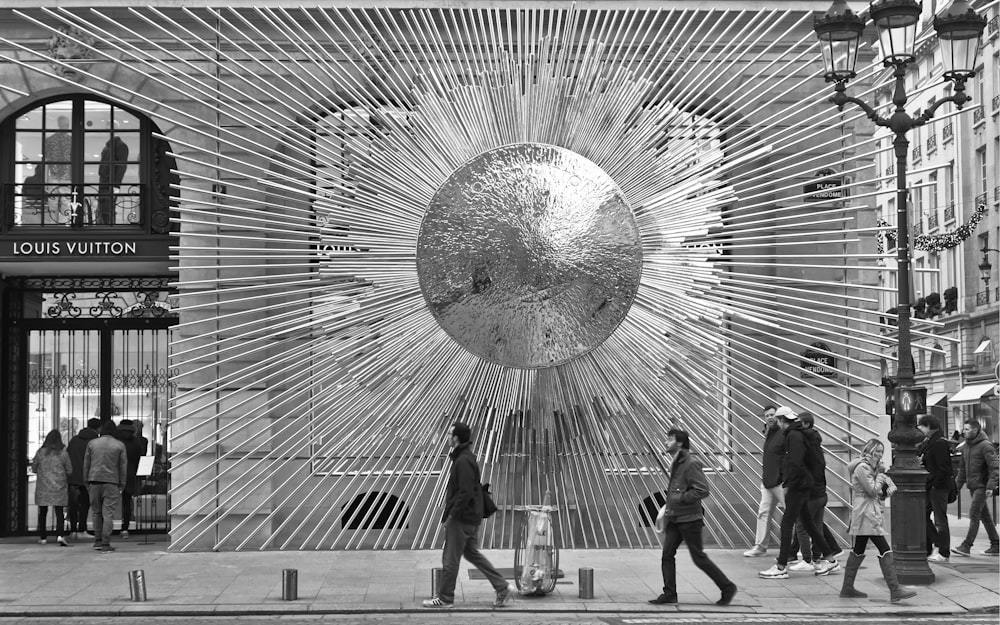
left=83, top=420, right=127, bottom=552
left=953, top=419, right=999, bottom=557
left=423, top=422, right=511, bottom=609
left=115, top=419, right=147, bottom=539
left=759, top=407, right=838, bottom=579
left=745, top=405, right=784, bottom=557
left=918, top=415, right=953, bottom=561
left=650, top=428, right=737, bottom=606
left=66, top=418, right=100, bottom=537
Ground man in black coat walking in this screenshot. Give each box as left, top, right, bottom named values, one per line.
left=649, top=428, right=737, bottom=606
left=918, top=415, right=953, bottom=562
left=423, top=422, right=511, bottom=609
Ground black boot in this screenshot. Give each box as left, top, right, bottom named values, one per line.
left=839, top=552, right=868, bottom=598
left=877, top=552, right=917, bottom=603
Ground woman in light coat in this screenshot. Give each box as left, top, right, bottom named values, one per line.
left=839, top=438, right=916, bottom=602
left=31, top=429, right=73, bottom=546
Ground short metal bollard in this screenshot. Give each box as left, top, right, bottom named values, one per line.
left=128, top=570, right=147, bottom=602
left=431, top=567, right=443, bottom=598
left=281, top=568, right=298, bottom=601
left=578, top=567, right=594, bottom=599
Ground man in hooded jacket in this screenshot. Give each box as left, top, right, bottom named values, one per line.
left=423, top=422, right=511, bottom=609
left=788, top=412, right=842, bottom=571
left=759, top=407, right=838, bottom=579
left=953, top=419, right=999, bottom=556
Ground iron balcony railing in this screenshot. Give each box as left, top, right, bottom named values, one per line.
left=973, top=107, right=985, bottom=124
left=976, top=192, right=987, bottom=208
left=989, top=15, right=998, bottom=38
left=977, top=290, right=990, bottom=306
left=942, top=123, right=954, bottom=143
left=911, top=145, right=921, bottom=163
left=913, top=219, right=923, bottom=235
left=926, top=133, right=936, bottom=154
left=928, top=211, right=939, bottom=230
left=994, top=95, right=1000, bottom=113
left=6, top=183, right=143, bottom=227
left=886, top=164, right=894, bottom=177
left=944, top=203, right=956, bottom=221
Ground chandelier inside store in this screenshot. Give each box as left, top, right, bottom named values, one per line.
left=0, top=4, right=928, bottom=551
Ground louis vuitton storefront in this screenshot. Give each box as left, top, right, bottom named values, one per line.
left=0, top=93, right=177, bottom=536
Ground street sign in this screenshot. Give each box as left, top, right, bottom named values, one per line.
left=894, top=386, right=927, bottom=417
left=804, top=168, right=845, bottom=202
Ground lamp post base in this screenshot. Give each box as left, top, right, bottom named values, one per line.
left=888, top=451, right=935, bottom=585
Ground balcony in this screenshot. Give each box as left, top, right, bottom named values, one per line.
left=942, top=123, right=953, bottom=143
left=989, top=15, right=998, bottom=39
left=885, top=165, right=894, bottom=177
left=944, top=203, right=955, bottom=222
left=994, top=95, right=1000, bottom=113
left=913, top=219, right=923, bottom=235
left=973, top=107, right=985, bottom=125
left=977, top=290, right=990, bottom=306
left=977, top=192, right=987, bottom=208
left=911, top=145, right=921, bottom=163
left=926, top=133, right=936, bottom=154
left=928, top=211, right=939, bottom=230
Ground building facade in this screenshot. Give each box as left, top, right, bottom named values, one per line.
left=0, top=1, right=989, bottom=551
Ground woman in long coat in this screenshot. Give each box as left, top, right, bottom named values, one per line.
left=32, top=429, right=73, bottom=546
left=839, top=438, right=916, bottom=602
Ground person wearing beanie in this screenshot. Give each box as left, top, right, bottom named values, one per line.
left=66, top=418, right=101, bottom=538
left=423, top=421, right=512, bottom=609
left=759, top=407, right=838, bottom=579
left=83, top=420, right=127, bottom=552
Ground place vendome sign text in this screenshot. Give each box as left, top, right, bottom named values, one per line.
left=12, top=240, right=138, bottom=256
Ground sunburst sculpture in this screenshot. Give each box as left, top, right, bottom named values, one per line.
left=0, top=4, right=941, bottom=551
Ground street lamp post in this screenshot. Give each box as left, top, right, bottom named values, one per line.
left=980, top=247, right=1000, bottom=301
left=814, top=0, right=986, bottom=585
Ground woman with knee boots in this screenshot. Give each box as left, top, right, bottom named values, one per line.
left=840, top=438, right=916, bottom=603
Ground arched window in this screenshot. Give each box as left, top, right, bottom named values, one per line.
left=3, top=95, right=176, bottom=232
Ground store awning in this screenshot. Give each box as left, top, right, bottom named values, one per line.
left=973, top=338, right=992, bottom=354
left=925, top=392, right=949, bottom=407
left=949, top=382, right=998, bottom=405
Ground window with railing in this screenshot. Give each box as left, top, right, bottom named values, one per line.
left=994, top=95, right=1000, bottom=113
left=944, top=203, right=956, bottom=222
left=928, top=211, right=939, bottom=229
left=886, top=164, right=894, bottom=177
left=976, top=191, right=987, bottom=208
left=3, top=96, right=176, bottom=232
left=977, top=290, right=990, bottom=306
left=973, top=107, right=985, bottom=124
left=926, top=133, right=936, bottom=154
left=913, top=219, right=923, bottom=235
left=912, top=145, right=921, bottom=163
left=989, top=15, right=998, bottom=39
left=942, top=123, right=954, bottom=143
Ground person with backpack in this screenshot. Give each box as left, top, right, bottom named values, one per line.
left=649, top=428, right=737, bottom=607
left=423, top=421, right=512, bottom=609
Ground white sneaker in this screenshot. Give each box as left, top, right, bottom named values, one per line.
left=758, top=564, right=788, bottom=579
left=788, top=560, right=814, bottom=571
left=927, top=551, right=949, bottom=563
left=814, top=560, right=839, bottom=576
left=743, top=546, right=767, bottom=557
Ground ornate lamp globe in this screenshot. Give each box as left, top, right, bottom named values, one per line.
left=814, top=0, right=866, bottom=82
left=869, top=0, right=922, bottom=65
left=934, top=0, right=987, bottom=80
left=979, top=254, right=993, bottom=285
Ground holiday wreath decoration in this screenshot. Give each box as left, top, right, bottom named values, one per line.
left=878, top=201, right=988, bottom=255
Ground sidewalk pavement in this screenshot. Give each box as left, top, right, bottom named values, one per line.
left=0, top=531, right=996, bottom=617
